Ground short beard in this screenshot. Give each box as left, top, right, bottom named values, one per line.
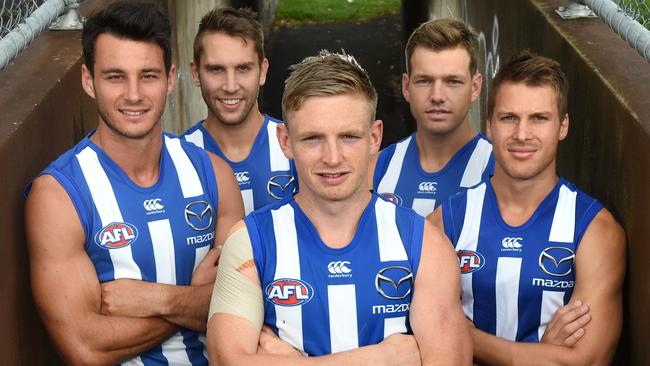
left=97, top=107, right=158, bottom=140
left=203, top=86, right=260, bottom=127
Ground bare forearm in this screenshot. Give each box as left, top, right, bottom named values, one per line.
left=160, top=283, right=213, bottom=331
left=472, top=328, right=585, bottom=366
left=53, top=314, right=176, bottom=366
left=215, top=344, right=390, bottom=366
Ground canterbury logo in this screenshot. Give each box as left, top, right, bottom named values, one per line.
left=502, top=237, right=523, bottom=249
left=235, top=171, right=250, bottom=183
left=143, top=199, right=164, bottom=211
left=327, top=261, right=351, bottom=274
left=418, top=181, right=437, bottom=192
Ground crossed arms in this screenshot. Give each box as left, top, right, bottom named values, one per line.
left=25, top=153, right=243, bottom=365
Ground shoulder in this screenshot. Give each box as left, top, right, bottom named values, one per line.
left=179, top=120, right=206, bottom=138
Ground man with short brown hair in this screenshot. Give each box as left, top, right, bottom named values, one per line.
left=374, top=18, right=494, bottom=217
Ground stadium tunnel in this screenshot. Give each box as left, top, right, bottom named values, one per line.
left=0, top=0, right=648, bottom=364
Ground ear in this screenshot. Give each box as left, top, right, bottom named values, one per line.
left=259, top=58, right=269, bottom=86
left=190, top=60, right=201, bottom=87
left=277, top=122, right=293, bottom=160
left=370, top=119, right=383, bottom=156
left=559, top=113, right=569, bottom=141
left=81, top=64, right=96, bottom=99
left=401, top=73, right=411, bottom=103
left=166, top=64, right=176, bottom=96
left=470, top=72, right=483, bottom=102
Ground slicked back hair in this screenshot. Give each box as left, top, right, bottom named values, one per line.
left=405, top=18, right=479, bottom=75
left=193, top=7, right=264, bottom=66
left=488, top=50, right=569, bottom=118
left=82, top=1, right=172, bottom=75
left=282, top=50, right=378, bottom=123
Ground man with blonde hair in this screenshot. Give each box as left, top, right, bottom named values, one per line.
left=429, top=51, right=625, bottom=365
left=206, top=50, right=471, bottom=365
left=374, top=18, right=494, bottom=217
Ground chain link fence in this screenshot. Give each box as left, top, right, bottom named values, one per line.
left=0, top=0, right=46, bottom=39
left=615, top=0, right=650, bottom=28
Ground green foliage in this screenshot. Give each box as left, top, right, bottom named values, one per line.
left=275, top=0, right=401, bottom=25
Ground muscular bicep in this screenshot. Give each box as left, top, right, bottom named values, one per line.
left=26, top=175, right=102, bottom=359
left=209, top=153, right=245, bottom=246
left=410, top=221, right=471, bottom=366
left=568, top=209, right=625, bottom=364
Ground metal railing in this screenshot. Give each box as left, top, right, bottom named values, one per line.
left=586, top=0, right=650, bottom=62
left=0, top=0, right=83, bottom=70
left=615, top=0, right=650, bottom=28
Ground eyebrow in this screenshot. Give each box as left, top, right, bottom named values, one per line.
left=100, top=67, right=163, bottom=74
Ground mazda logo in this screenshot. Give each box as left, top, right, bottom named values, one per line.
left=539, top=246, right=575, bottom=277
left=184, top=200, right=213, bottom=231
left=267, top=174, right=296, bottom=200
left=375, top=266, right=413, bottom=300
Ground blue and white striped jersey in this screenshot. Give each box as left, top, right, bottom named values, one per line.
left=246, top=195, right=424, bottom=356
left=37, top=132, right=217, bottom=365
left=182, top=114, right=296, bottom=214
left=374, top=133, right=494, bottom=217
left=441, top=178, right=603, bottom=342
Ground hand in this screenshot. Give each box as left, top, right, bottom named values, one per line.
left=191, top=247, right=221, bottom=285
left=380, top=333, right=421, bottom=366
left=101, top=279, right=160, bottom=317
left=541, top=300, right=591, bottom=347
left=257, top=325, right=304, bottom=356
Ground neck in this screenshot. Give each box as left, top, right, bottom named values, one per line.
left=204, top=107, right=265, bottom=163
left=490, top=165, right=559, bottom=226
left=294, top=189, right=372, bottom=249
left=415, top=120, right=476, bottom=173
left=90, top=123, right=162, bottom=188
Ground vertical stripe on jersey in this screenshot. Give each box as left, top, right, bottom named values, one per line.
left=271, top=205, right=304, bottom=352
left=76, top=147, right=142, bottom=280
left=495, top=257, right=522, bottom=341
left=149, top=219, right=192, bottom=364
left=377, top=136, right=411, bottom=194
left=148, top=219, right=176, bottom=285
left=456, top=183, right=487, bottom=320
left=193, top=246, right=210, bottom=272
left=548, top=185, right=577, bottom=243
left=412, top=198, right=435, bottom=217
left=241, top=189, right=255, bottom=215
left=184, top=128, right=205, bottom=149
left=165, top=136, right=204, bottom=198
left=460, top=138, right=493, bottom=188
left=267, top=121, right=290, bottom=172
left=327, top=284, right=359, bottom=353
left=538, top=291, right=565, bottom=340
left=384, top=316, right=407, bottom=339
left=121, top=357, right=144, bottom=366
left=375, top=199, right=408, bottom=262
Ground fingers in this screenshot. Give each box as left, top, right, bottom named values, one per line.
left=563, top=327, right=586, bottom=347
left=542, top=300, right=591, bottom=347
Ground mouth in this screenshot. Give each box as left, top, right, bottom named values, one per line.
left=316, top=172, right=349, bottom=184
left=425, top=108, right=451, bottom=120
left=118, top=108, right=149, bottom=119
left=508, top=146, right=537, bottom=159
left=218, top=97, right=244, bottom=109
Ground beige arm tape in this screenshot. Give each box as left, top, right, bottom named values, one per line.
left=208, top=226, right=264, bottom=330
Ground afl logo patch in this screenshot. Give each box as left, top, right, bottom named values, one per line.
left=94, top=222, right=138, bottom=249
left=265, top=278, right=313, bottom=307
left=457, top=250, right=485, bottom=273
left=380, top=193, right=402, bottom=205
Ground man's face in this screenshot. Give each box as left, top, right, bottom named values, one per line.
left=402, top=46, right=481, bottom=136
left=278, top=93, right=382, bottom=203
left=81, top=33, right=174, bottom=139
left=488, top=82, right=568, bottom=181
left=191, top=32, right=268, bottom=126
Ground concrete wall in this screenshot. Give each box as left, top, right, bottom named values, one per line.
left=424, top=0, right=650, bottom=364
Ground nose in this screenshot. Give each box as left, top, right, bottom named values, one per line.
left=322, top=139, right=342, bottom=166
left=430, top=80, right=445, bottom=104
left=125, top=78, right=143, bottom=103
left=222, top=69, right=239, bottom=93
left=513, top=119, right=532, bottom=141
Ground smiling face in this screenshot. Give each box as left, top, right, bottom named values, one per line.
left=81, top=33, right=175, bottom=139
left=488, top=82, right=569, bottom=182
left=402, top=46, right=482, bottom=137
left=278, top=93, right=382, bottom=204
left=191, top=32, right=268, bottom=127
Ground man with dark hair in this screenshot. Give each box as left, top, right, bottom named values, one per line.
left=373, top=18, right=494, bottom=217
left=206, top=50, right=471, bottom=366
left=428, top=51, right=625, bottom=365
left=182, top=7, right=295, bottom=214
left=25, top=2, right=243, bottom=365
